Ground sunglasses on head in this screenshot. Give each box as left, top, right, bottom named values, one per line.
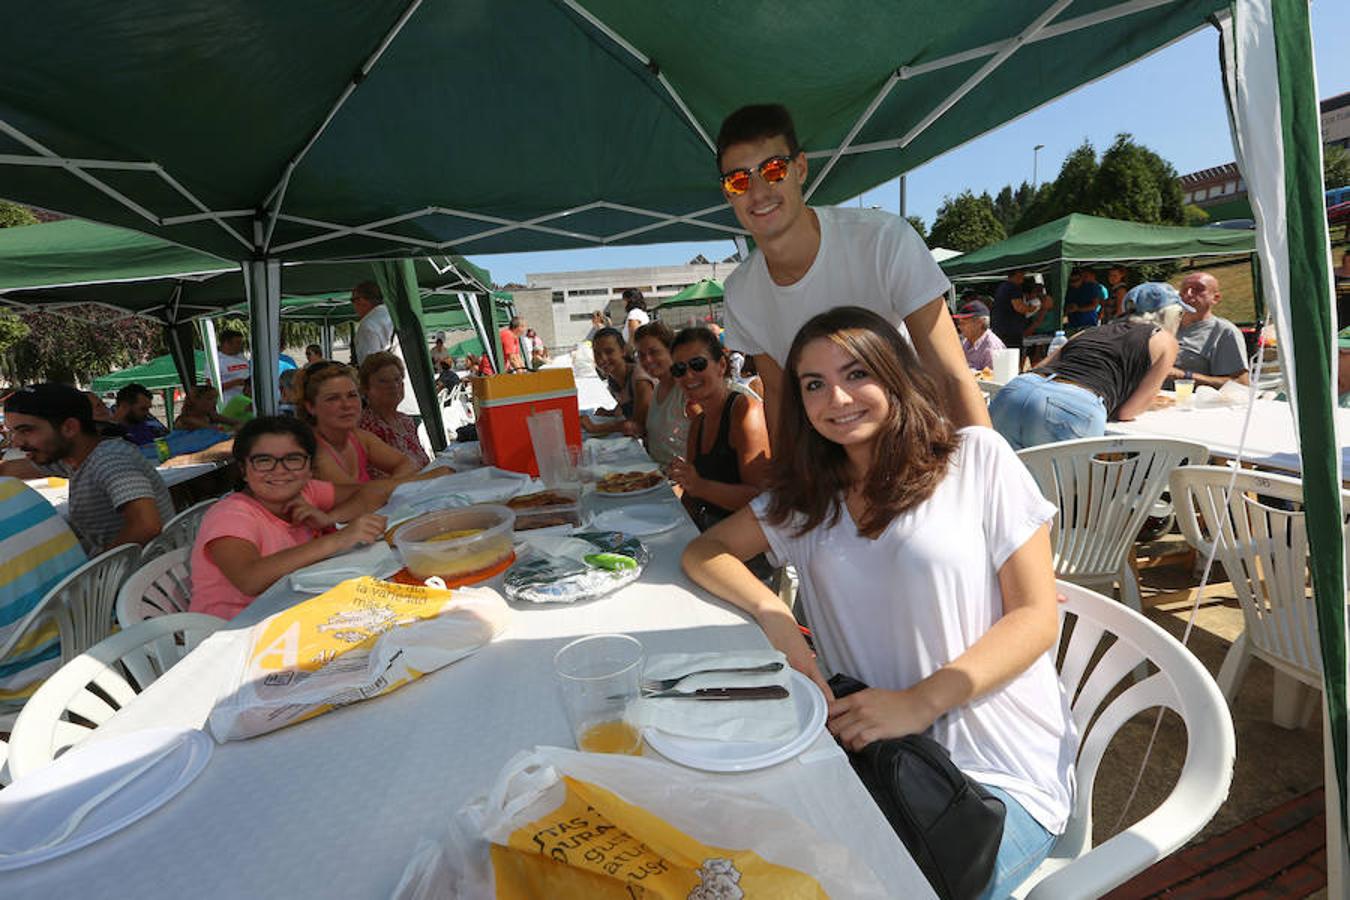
left=719, top=154, right=794, bottom=196
left=670, top=356, right=711, bottom=378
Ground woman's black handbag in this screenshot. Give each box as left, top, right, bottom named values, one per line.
left=829, top=674, right=1006, bottom=900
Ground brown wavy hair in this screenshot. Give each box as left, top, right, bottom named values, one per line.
left=765, top=306, right=958, bottom=539
left=295, top=361, right=358, bottom=425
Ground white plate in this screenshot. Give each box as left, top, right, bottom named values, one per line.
left=0, top=727, right=213, bottom=870
left=594, top=479, right=670, bottom=499
left=643, top=670, right=828, bottom=773
left=587, top=504, right=681, bottom=536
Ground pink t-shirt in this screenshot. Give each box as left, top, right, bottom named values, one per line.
left=189, top=480, right=337, bottom=620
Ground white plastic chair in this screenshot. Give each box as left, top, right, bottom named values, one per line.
left=1169, top=465, right=1343, bottom=728
left=1018, top=437, right=1210, bottom=611
left=116, top=546, right=193, bottom=628
left=138, top=497, right=217, bottom=564
left=6, top=612, right=224, bottom=779
left=0, top=544, right=139, bottom=671
left=1013, top=581, right=1236, bottom=899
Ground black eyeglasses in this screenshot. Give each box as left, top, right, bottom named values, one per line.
left=670, top=356, right=711, bottom=378
left=720, top=154, right=794, bottom=196
left=247, top=452, right=311, bottom=472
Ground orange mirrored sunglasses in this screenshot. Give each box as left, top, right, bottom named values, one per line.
left=719, top=155, right=793, bottom=196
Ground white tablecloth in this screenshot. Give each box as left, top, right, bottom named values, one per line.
left=6, top=470, right=932, bottom=898
left=25, top=461, right=225, bottom=517
left=1107, top=397, right=1350, bottom=476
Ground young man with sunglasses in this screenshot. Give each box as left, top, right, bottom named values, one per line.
left=717, top=105, right=988, bottom=442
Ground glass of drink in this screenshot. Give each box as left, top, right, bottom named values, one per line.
left=553, top=634, right=645, bottom=755
left=1174, top=378, right=1195, bottom=409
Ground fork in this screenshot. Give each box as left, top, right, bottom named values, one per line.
left=640, top=661, right=784, bottom=694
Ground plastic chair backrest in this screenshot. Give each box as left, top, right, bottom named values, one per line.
left=1017, top=437, right=1210, bottom=581
left=139, top=497, right=217, bottom=564
left=15, top=543, right=141, bottom=667
left=6, top=612, right=223, bottom=780
left=1169, top=465, right=1346, bottom=683
left=1017, top=581, right=1235, bottom=898
left=116, top=546, right=193, bottom=628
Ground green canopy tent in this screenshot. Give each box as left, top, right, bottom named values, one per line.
left=654, top=278, right=723, bottom=315
left=940, top=213, right=1258, bottom=330
left=90, top=350, right=210, bottom=392
left=0, top=0, right=1342, bottom=884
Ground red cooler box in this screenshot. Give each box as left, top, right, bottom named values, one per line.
left=470, top=369, right=582, bottom=476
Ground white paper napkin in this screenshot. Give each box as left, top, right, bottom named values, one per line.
left=289, top=541, right=401, bottom=593
left=582, top=436, right=648, bottom=465
left=632, top=650, right=798, bottom=743
left=380, top=467, right=530, bottom=524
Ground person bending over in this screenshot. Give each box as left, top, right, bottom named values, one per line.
left=188, top=417, right=387, bottom=620
left=681, top=306, right=1075, bottom=899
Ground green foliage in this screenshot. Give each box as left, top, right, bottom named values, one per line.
left=1182, top=204, right=1210, bottom=227
left=929, top=191, right=1006, bottom=252
left=0, top=312, right=30, bottom=357
left=1327, top=143, right=1350, bottom=190
left=905, top=215, right=928, bottom=244
left=0, top=201, right=37, bottom=229
left=2, top=307, right=164, bottom=385
left=991, top=181, right=1037, bottom=233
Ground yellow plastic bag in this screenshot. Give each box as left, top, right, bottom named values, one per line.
left=208, top=576, right=508, bottom=741
left=442, top=747, right=889, bottom=899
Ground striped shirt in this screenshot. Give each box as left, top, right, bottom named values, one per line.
left=46, top=438, right=175, bottom=555
left=0, top=477, right=87, bottom=712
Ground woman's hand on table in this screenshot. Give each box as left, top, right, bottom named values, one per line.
left=335, top=513, right=388, bottom=551
left=827, top=687, right=938, bottom=752
left=620, top=420, right=644, bottom=438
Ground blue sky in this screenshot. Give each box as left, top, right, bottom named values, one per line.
left=472, top=5, right=1349, bottom=287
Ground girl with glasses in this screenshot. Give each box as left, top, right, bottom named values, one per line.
left=188, top=416, right=387, bottom=620
left=681, top=307, right=1075, bottom=899
left=666, top=327, right=770, bottom=534
left=581, top=327, right=653, bottom=437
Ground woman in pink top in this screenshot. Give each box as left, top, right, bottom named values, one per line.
left=298, top=363, right=452, bottom=498
left=189, top=417, right=387, bottom=620
left=356, top=351, right=429, bottom=478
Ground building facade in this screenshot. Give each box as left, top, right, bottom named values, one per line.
left=1323, top=91, right=1350, bottom=151
left=1178, top=162, right=1247, bottom=211
left=525, top=256, right=740, bottom=348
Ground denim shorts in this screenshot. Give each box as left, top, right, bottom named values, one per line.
left=977, top=784, right=1057, bottom=899
left=989, top=373, right=1107, bottom=450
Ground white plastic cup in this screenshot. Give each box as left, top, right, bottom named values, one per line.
left=527, top=408, right=570, bottom=487
left=992, top=348, right=1021, bottom=383
left=554, top=634, right=645, bottom=754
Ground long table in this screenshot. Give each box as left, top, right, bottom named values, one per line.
left=7, top=458, right=931, bottom=898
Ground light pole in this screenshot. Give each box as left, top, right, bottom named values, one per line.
left=1033, top=144, right=1046, bottom=190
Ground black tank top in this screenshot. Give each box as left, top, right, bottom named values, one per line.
left=1036, top=319, right=1158, bottom=418
left=692, top=392, right=742, bottom=517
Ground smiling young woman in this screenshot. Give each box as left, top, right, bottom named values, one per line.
left=681, top=306, right=1076, bottom=898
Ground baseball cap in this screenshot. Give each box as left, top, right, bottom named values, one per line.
left=1124, top=282, right=1195, bottom=314
left=953, top=299, right=990, bottom=318
left=3, top=382, right=94, bottom=428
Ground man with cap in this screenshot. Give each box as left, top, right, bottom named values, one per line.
left=953, top=296, right=1006, bottom=371
left=2, top=383, right=175, bottom=554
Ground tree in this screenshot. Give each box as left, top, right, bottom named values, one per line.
left=1015, top=141, right=1098, bottom=232
left=4, top=308, right=164, bottom=385
left=1327, top=143, right=1350, bottom=190
left=1093, top=134, right=1185, bottom=225
left=0, top=201, right=36, bottom=229
left=1182, top=204, right=1210, bottom=227
left=905, top=215, right=928, bottom=244
left=928, top=191, right=1006, bottom=252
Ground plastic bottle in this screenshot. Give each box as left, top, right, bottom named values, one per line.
left=1048, top=330, right=1068, bottom=356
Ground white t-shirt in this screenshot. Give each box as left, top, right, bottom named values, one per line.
left=217, top=352, right=251, bottom=402
left=724, top=206, right=951, bottom=364
left=625, top=307, right=650, bottom=345
left=354, top=304, right=397, bottom=363
left=751, top=427, right=1075, bottom=832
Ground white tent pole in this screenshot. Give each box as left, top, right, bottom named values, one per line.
left=199, top=318, right=223, bottom=407
left=242, top=257, right=282, bottom=416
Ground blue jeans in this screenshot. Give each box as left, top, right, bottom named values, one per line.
left=989, top=374, right=1107, bottom=450
left=978, top=784, right=1057, bottom=900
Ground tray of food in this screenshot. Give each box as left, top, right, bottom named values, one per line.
left=504, top=531, right=649, bottom=604
left=594, top=470, right=665, bottom=496
left=507, top=489, right=583, bottom=532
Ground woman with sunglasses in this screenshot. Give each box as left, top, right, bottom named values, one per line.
left=682, top=307, right=1073, bottom=899
left=298, top=363, right=451, bottom=491
left=667, top=327, right=770, bottom=530
left=628, top=321, right=689, bottom=466
left=581, top=327, right=653, bottom=436
left=188, top=416, right=387, bottom=621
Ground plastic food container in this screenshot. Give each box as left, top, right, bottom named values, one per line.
left=392, top=505, right=516, bottom=583
left=507, top=488, right=582, bottom=532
